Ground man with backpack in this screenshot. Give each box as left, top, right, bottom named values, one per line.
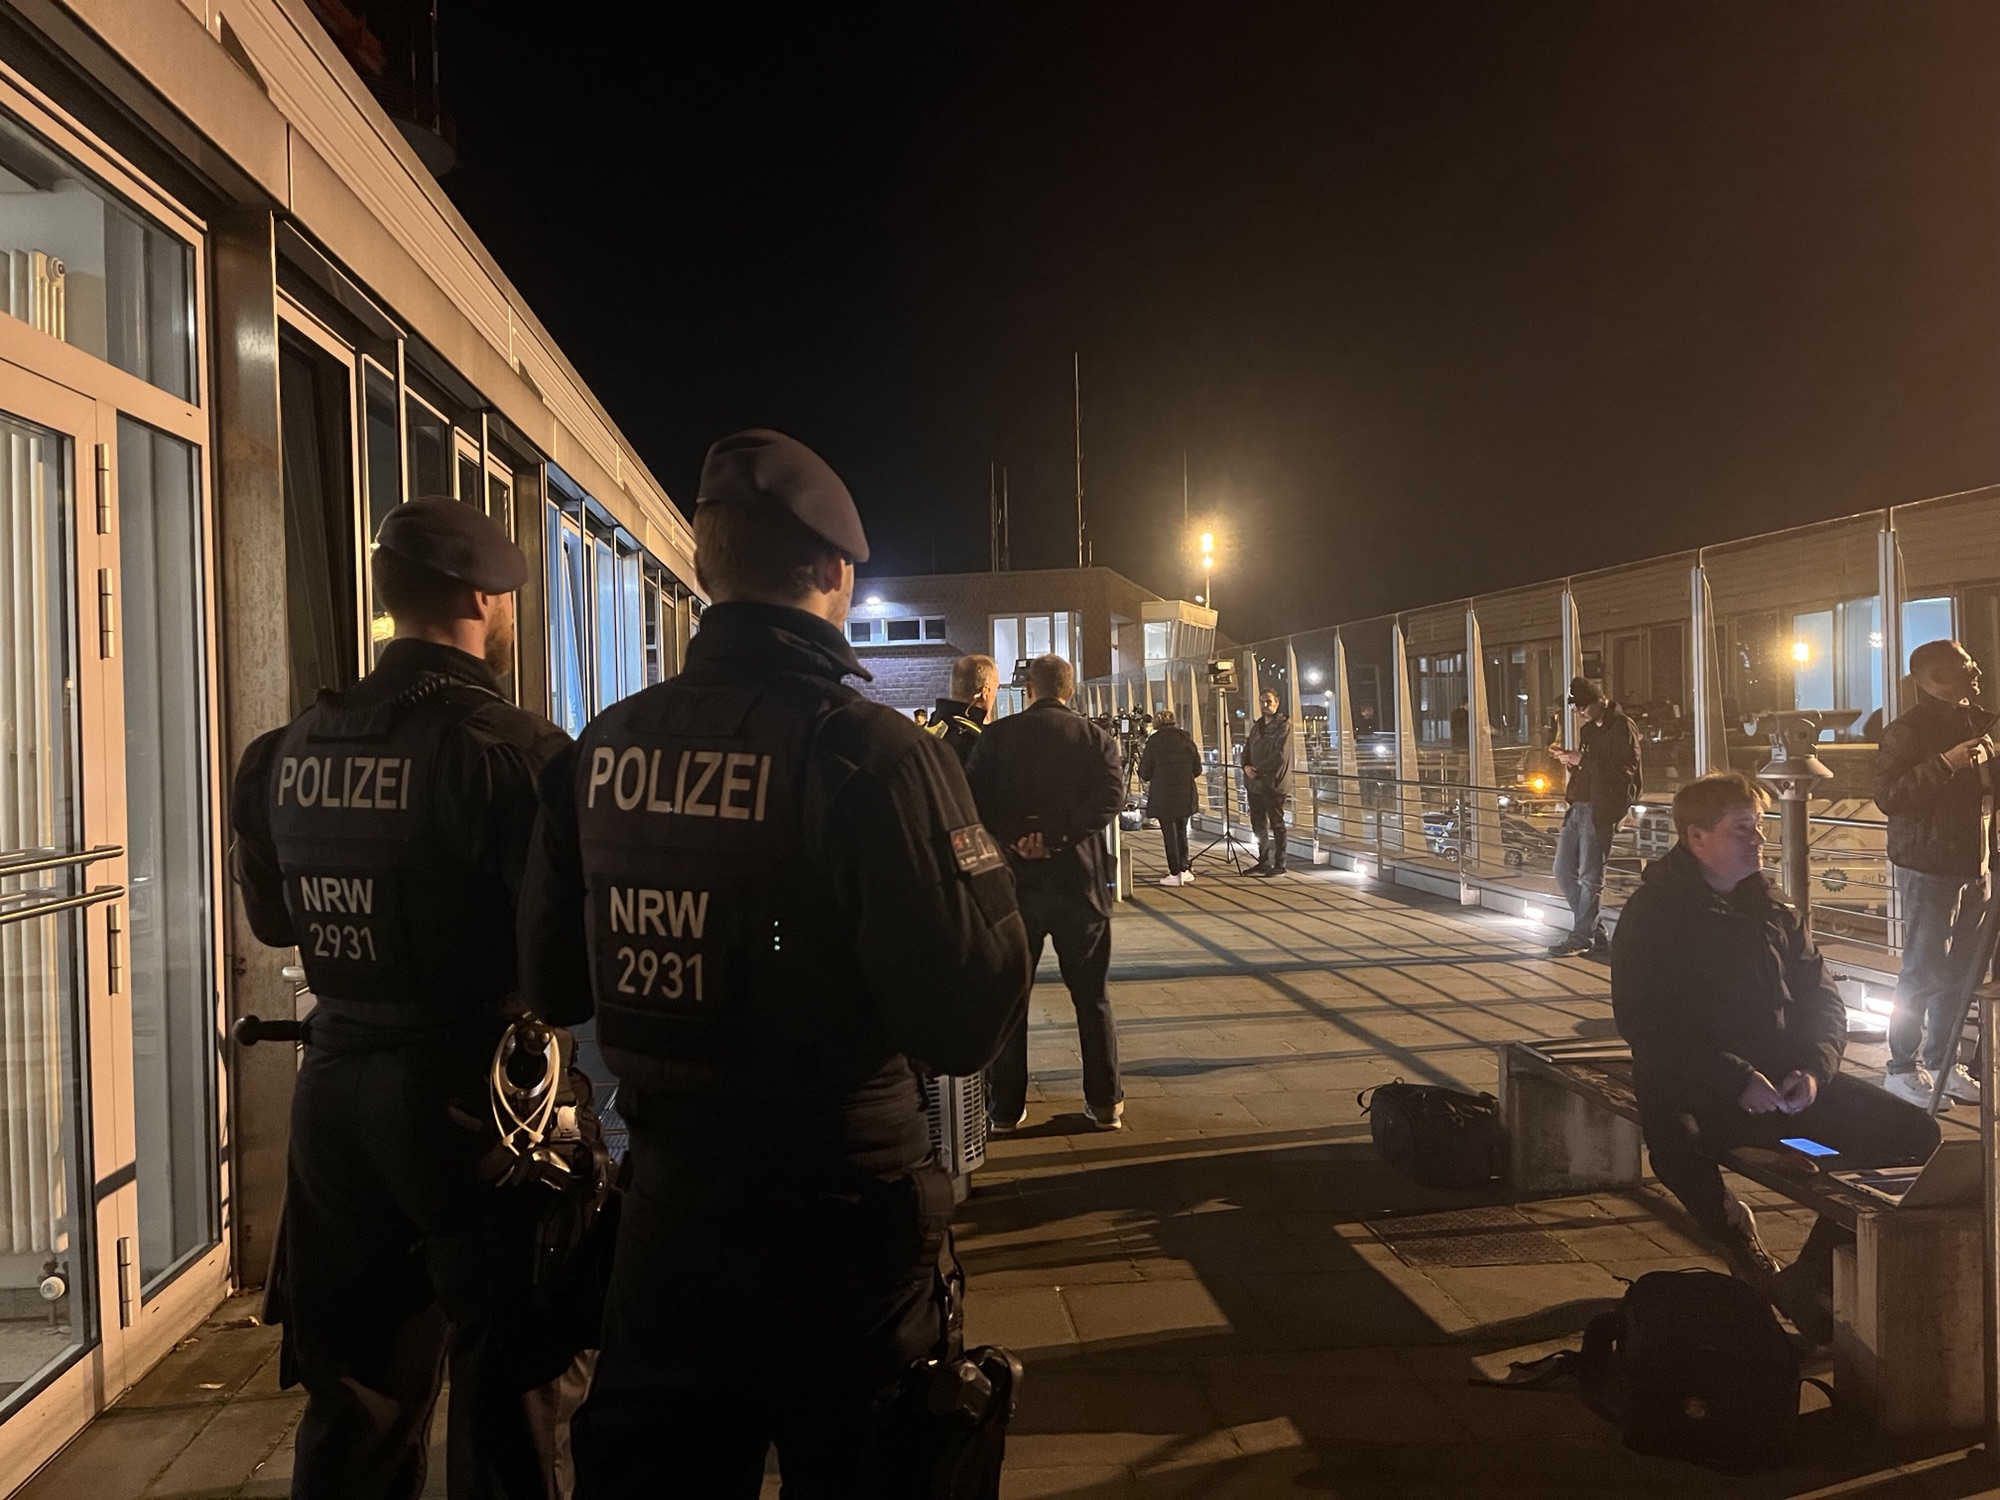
left=1548, top=677, right=1642, bottom=957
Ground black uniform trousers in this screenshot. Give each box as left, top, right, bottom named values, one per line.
left=987, top=884, right=1121, bottom=1122
left=1159, top=816, right=1191, bottom=875
left=283, top=1037, right=587, bottom=1500
left=1637, top=1071, right=1938, bottom=1233
left=573, top=1109, right=952, bottom=1498
left=1246, top=788, right=1287, bottom=870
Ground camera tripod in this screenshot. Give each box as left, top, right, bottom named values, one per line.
left=1189, top=763, right=1259, bottom=875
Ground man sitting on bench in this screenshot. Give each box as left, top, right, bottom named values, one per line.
left=1612, top=771, right=1922, bottom=1339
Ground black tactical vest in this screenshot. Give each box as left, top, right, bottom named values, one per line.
left=267, top=674, right=515, bottom=1012
left=574, top=670, right=891, bottom=1098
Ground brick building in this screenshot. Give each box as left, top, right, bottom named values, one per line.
left=846, top=566, right=1213, bottom=715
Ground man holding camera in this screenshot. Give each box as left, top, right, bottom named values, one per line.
left=1240, top=688, right=1292, bottom=877
left=1548, top=676, right=1641, bottom=958
left=1875, top=638, right=2000, bottom=1109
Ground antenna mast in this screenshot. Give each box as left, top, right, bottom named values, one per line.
left=1074, top=352, right=1087, bottom=568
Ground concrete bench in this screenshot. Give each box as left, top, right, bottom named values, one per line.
left=1497, top=1040, right=1978, bottom=1435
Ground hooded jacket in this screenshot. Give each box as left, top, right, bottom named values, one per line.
left=1873, top=691, right=1998, bottom=879
left=1611, top=842, right=1846, bottom=1107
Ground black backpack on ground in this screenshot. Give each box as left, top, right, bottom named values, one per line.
left=1485, top=1268, right=1808, bottom=1471
left=1358, top=1080, right=1499, bottom=1190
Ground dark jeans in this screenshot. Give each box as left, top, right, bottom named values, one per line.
left=284, top=1043, right=588, bottom=1500
left=1160, top=816, right=1190, bottom=874
left=573, top=1125, right=950, bottom=1498
left=1889, top=866, right=1999, bottom=1075
left=1553, top=803, right=1610, bottom=942
left=1637, top=1071, right=1939, bottom=1233
left=1247, top=788, right=1287, bottom=869
left=987, top=887, right=1121, bottom=1120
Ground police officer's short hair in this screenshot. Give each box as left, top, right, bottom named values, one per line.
left=373, top=546, right=468, bottom=626
left=694, top=501, right=844, bottom=603
left=1672, top=771, right=1767, bottom=838
left=951, top=654, right=998, bottom=699
left=1027, top=654, right=1074, bottom=701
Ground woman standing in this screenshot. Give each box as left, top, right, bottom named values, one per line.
left=1138, top=710, right=1204, bottom=885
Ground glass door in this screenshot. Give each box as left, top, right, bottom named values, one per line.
left=0, top=362, right=115, bottom=1434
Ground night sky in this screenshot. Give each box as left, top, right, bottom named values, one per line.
left=443, top=2, right=2000, bottom=645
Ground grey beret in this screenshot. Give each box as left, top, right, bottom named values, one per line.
left=695, top=429, right=870, bottom=563
left=375, top=496, right=530, bottom=593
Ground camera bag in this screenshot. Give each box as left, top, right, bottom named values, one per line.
left=1358, top=1079, right=1498, bottom=1190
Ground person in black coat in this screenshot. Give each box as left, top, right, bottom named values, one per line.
left=1239, top=689, right=1293, bottom=876
left=1871, top=638, right=1998, bottom=1109
left=967, top=654, right=1127, bottom=1131
left=1612, top=772, right=1934, bottom=1337
left=1138, top=711, right=1202, bottom=885
left=1548, top=676, right=1642, bottom=957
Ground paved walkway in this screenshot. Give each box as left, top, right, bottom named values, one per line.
left=18, top=835, right=1998, bottom=1497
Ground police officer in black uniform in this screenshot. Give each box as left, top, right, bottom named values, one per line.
left=517, top=430, right=1031, bottom=1496
left=927, top=653, right=999, bottom=770
left=231, top=499, right=580, bottom=1500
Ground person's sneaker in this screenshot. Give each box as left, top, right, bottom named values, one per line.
left=1179, top=870, right=1195, bottom=885
left=1083, top=1102, right=1124, bottom=1131
left=1246, top=865, right=1274, bottom=879
left=1883, top=1067, right=1949, bottom=1110
left=1719, top=1197, right=1781, bottom=1287
left=1588, top=934, right=1612, bottom=959
left=988, top=1110, right=1029, bottom=1136
left=1943, top=1064, right=1981, bottom=1105
left=1157, top=873, right=1184, bottom=887
left=1545, top=936, right=1592, bottom=958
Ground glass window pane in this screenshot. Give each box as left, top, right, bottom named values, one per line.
left=116, top=417, right=218, bottom=1291
left=362, top=366, right=400, bottom=662
left=0, top=110, right=195, bottom=399
left=1054, top=614, right=1070, bottom=661
left=485, top=471, right=513, bottom=536
left=1025, top=615, right=1051, bottom=657
left=592, top=532, right=618, bottom=713
left=1904, top=597, right=1955, bottom=661
left=886, top=618, right=920, bottom=643
left=0, top=409, right=94, bottom=1404
left=618, top=546, right=644, bottom=700
left=923, top=617, right=946, bottom=642
left=992, top=617, right=1019, bottom=669
left=545, top=505, right=589, bottom=734
left=278, top=335, right=359, bottom=708
left=405, top=397, right=452, bottom=500
left=1791, top=609, right=1835, bottom=716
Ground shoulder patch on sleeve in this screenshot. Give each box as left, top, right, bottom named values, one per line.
left=950, top=823, right=1005, bottom=875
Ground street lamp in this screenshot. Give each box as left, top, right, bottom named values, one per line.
left=1199, top=531, right=1215, bottom=616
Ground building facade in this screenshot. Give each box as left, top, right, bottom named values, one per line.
left=848, top=564, right=1213, bottom=717
left=0, top=1, right=701, bottom=1484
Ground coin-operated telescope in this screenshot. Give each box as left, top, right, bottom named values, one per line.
left=1752, top=710, right=1857, bottom=926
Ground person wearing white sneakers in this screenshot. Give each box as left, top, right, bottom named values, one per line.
left=1874, top=639, right=2000, bottom=1112
left=1139, top=709, right=1202, bottom=885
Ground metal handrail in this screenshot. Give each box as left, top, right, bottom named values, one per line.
left=0, top=844, right=123, bottom=880
left=0, top=884, right=124, bottom=929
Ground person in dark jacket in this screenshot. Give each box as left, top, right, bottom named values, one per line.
left=517, top=432, right=1031, bottom=1494
left=967, top=654, right=1127, bottom=1131
left=1239, top=688, right=1292, bottom=876
left=1138, top=710, right=1202, bottom=885
left=1612, top=773, right=1934, bottom=1338
left=927, top=652, right=998, bottom=769
left=231, top=499, right=581, bottom=1499
left=1873, top=638, right=1999, bottom=1109
left=1548, top=676, right=1641, bottom=957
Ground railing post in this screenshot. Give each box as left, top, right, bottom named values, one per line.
left=1879, top=512, right=1904, bottom=726
left=1560, top=585, right=1583, bottom=751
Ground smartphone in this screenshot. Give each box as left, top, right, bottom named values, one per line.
left=1779, top=1136, right=1839, bottom=1159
